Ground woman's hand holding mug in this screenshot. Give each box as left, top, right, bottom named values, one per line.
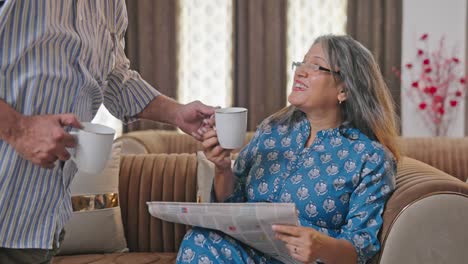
left=201, top=128, right=232, bottom=171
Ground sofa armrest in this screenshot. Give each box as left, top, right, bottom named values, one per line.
left=119, top=153, right=198, bottom=253
left=370, top=157, right=468, bottom=263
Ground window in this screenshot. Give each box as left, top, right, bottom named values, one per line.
left=94, top=0, right=347, bottom=135
left=177, top=0, right=233, bottom=107
left=286, top=0, right=347, bottom=97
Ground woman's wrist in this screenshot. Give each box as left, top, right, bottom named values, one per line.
left=213, top=166, right=236, bottom=202
left=214, top=165, right=235, bottom=184
left=215, top=164, right=232, bottom=174
left=315, top=236, right=357, bottom=264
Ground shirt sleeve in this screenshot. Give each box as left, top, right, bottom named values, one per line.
left=337, top=147, right=396, bottom=264
left=223, top=125, right=264, bottom=203
left=103, top=1, right=160, bottom=121
left=0, top=0, right=14, bottom=35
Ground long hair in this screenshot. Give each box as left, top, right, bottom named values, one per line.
left=266, top=35, right=400, bottom=161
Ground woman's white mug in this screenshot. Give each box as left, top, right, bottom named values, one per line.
left=68, top=122, right=115, bottom=174
left=215, top=107, right=248, bottom=149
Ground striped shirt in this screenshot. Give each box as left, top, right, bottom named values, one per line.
left=0, top=0, right=160, bottom=249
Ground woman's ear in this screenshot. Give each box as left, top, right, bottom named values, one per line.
left=337, top=90, right=347, bottom=102
left=337, top=82, right=347, bottom=103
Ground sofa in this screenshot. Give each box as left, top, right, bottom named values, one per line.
left=53, top=130, right=468, bottom=264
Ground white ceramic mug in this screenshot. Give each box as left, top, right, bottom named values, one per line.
left=68, top=122, right=115, bottom=174
left=215, top=107, right=248, bottom=149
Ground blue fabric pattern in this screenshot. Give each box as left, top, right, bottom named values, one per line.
left=178, top=112, right=396, bottom=264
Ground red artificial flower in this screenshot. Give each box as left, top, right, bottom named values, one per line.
left=396, top=35, right=465, bottom=133
left=433, top=95, right=443, bottom=103
left=438, top=107, right=445, bottom=115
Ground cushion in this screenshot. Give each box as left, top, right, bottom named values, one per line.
left=196, top=151, right=235, bottom=203
left=196, top=151, right=215, bottom=203
left=58, top=142, right=128, bottom=255
left=53, top=252, right=177, bottom=264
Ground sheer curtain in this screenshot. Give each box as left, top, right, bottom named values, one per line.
left=286, top=0, right=347, bottom=97
left=101, top=0, right=350, bottom=135
left=177, top=0, right=233, bottom=107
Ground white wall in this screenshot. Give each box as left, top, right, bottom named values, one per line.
left=402, top=0, right=466, bottom=137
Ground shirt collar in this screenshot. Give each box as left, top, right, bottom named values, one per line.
left=298, top=113, right=360, bottom=140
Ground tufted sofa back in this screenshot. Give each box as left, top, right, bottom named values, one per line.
left=117, top=131, right=468, bottom=181
left=119, top=154, right=198, bottom=253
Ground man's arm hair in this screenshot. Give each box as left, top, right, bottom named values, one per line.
left=0, top=99, right=21, bottom=143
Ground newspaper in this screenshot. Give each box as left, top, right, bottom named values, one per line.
left=147, top=201, right=301, bottom=264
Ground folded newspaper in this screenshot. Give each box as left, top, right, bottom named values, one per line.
left=147, top=202, right=301, bottom=264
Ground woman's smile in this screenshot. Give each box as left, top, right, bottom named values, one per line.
left=293, top=79, right=308, bottom=91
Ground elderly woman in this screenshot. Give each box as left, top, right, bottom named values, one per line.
left=177, top=34, right=400, bottom=264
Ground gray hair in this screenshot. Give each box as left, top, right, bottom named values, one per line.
left=266, top=34, right=400, bottom=160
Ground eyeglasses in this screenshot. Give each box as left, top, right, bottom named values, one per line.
left=292, top=61, right=341, bottom=76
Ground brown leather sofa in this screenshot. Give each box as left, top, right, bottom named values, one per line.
left=53, top=131, right=468, bottom=264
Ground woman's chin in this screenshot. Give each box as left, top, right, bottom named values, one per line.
left=287, top=93, right=302, bottom=107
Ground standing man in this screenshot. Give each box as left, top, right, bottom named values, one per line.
left=0, top=0, right=214, bottom=263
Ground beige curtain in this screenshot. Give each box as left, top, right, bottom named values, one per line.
left=233, top=0, right=287, bottom=130
left=124, top=0, right=177, bottom=132
left=347, top=0, right=403, bottom=118
left=125, top=0, right=177, bottom=99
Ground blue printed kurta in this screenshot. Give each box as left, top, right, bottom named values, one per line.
left=178, top=113, right=396, bottom=264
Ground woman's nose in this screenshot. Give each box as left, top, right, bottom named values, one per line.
left=296, top=67, right=308, bottom=78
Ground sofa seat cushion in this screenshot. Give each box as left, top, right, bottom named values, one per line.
left=53, top=252, right=177, bottom=264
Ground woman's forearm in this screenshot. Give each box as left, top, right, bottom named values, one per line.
left=213, top=167, right=236, bottom=202
left=317, top=236, right=357, bottom=264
